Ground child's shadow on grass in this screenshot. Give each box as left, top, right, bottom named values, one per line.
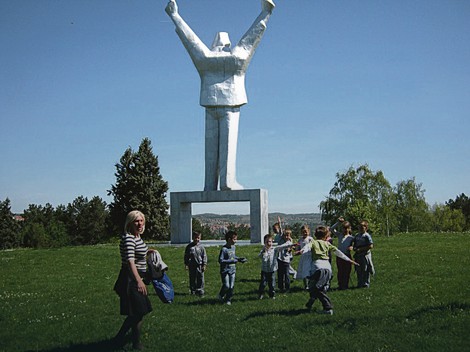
left=243, top=308, right=309, bottom=321
left=26, top=338, right=117, bottom=352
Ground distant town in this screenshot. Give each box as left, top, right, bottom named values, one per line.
left=193, top=212, right=323, bottom=236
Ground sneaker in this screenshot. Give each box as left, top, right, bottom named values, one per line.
left=218, top=294, right=224, bottom=302
left=305, top=300, right=314, bottom=309
left=258, top=295, right=264, bottom=300
left=317, top=310, right=333, bottom=315
left=271, top=296, right=276, bottom=300
left=226, top=301, right=232, bottom=305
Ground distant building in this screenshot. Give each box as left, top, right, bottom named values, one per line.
left=13, top=214, right=24, bottom=222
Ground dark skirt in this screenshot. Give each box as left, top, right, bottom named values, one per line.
left=114, top=267, right=153, bottom=317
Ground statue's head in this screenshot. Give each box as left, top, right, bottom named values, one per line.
left=211, top=32, right=231, bottom=52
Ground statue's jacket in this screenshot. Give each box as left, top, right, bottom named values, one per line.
left=173, top=13, right=269, bottom=107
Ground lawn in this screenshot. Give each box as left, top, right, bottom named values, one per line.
left=1, top=233, right=469, bottom=351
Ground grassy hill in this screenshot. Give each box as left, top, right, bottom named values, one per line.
left=1, top=233, right=469, bottom=351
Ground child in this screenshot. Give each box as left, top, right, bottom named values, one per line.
left=272, top=216, right=283, bottom=243
left=218, top=230, right=247, bottom=305
left=276, top=229, right=295, bottom=292
left=258, top=234, right=295, bottom=299
left=295, top=225, right=314, bottom=290
left=304, top=226, right=358, bottom=315
left=184, top=231, right=207, bottom=296
left=330, top=217, right=354, bottom=290
left=352, top=220, right=375, bottom=288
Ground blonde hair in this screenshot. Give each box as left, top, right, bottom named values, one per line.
left=124, top=210, right=146, bottom=234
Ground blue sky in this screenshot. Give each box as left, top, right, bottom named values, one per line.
left=1, top=0, right=469, bottom=215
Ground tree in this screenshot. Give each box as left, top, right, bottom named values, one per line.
left=227, top=222, right=251, bottom=240
left=192, top=218, right=213, bottom=239
left=108, top=138, right=170, bottom=241
left=21, top=203, right=69, bottom=248
left=319, top=164, right=395, bottom=235
left=394, top=178, right=431, bottom=232
left=431, top=204, right=465, bottom=232
left=65, top=196, right=108, bottom=245
left=446, top=193, right=470, bottom=230
left=0, top=198, right=21, bottom=249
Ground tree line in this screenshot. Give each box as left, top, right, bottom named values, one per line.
left=320, top=164, right=470, bottom=235
left=1, top=139, right=469, bottom=250
left=0, top=138, right=170, bottom=250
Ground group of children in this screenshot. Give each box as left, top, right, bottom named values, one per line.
left=182, top=218, right=375, bottom=313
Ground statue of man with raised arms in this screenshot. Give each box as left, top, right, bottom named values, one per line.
left=165, top=0, right=275, bottom=191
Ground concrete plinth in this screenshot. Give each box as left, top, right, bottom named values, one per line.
left=170, top=189, right=268, bottom=244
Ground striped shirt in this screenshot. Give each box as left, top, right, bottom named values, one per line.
left=119, top=233, right=148, bottom=271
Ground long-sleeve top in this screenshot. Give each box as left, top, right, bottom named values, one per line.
left=330, top=222, right=354, bottom=256
left=218, top=244, right=240, bottom=274
left=184, top=242, right=207, bottom=267
left=147, top=250, right=168, bottom=280
left=276, top=239, right=294, bottom=263
left=258, top=241, right=294, bottom=272
left=299, top=239, right=354, bottom=266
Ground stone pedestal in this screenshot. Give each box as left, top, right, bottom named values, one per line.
left=170, top=189, right=268, bottom=244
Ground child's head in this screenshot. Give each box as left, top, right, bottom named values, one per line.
left=359, top=220, right=369, bottom=234
left=192, top=231, right=201, bottom=243
left=301, top=225, right=310, bottom=238
left=272, top=222, right=280, bottom=233
left=263, top=234, right=274, bottom=247
left=225, top=230, right=238, bottom=244
left=282, top=228, right=292, bottom=241
left=342, top=221, right=352, bottom=235
left=314, top=226, right=330, bottom=240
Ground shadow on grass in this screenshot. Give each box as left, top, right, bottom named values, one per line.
left=26, top=338, right=118, bottom=352
left=242, top=308, right=312, bottom=321
left=406, top=302, right=470, bottom=320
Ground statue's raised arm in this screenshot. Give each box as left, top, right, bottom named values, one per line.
left=233, top=0, right=275, bottom=61
left=165, top=0, right=210, bottom=62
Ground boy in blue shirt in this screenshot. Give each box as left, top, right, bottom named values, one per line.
left=218, top=230, right=247, bottom=305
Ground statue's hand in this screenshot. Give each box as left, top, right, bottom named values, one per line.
left=165, top=0, right=178, bottom=16
left=262, top=0, right=275, bottom=14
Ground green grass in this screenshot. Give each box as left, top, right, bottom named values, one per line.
left=1, top=233, right=469, bottom=351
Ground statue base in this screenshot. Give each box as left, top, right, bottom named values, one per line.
left=170, top=189, right=268, bottom=244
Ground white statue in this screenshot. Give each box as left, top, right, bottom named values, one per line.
left=165, top=0, right=275, bottom=191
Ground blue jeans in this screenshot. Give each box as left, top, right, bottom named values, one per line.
left=258, top=271, right=275, bottom=297
left=219, top=272, right=235, bottom=302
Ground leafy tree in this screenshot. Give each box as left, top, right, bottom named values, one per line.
left=288, top=222, right=304, bottom=242
left=394, top=178, right=431, bottom=232
left=22, top=223, right=49, bottom=248
left=0, top=198, right=21, bottom=249
left=108, top=138, right=170, bottom=241
left=66, top=196, right=108, bottom=245
left=21, top=203, right=69, bottom=248
left=446, top=193, right=470, bottom=230
left=192, top=218, right=213, bottom=239
left=431, top=204, right=465, bottom=232
left=319, top=164, right=395, bottom=235
left=227, top=222, right=250, bottom=240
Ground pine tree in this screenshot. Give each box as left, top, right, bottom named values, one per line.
left=108, top=138, right=170, bottom=240
left=0, top=198, right=21, bottom=249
